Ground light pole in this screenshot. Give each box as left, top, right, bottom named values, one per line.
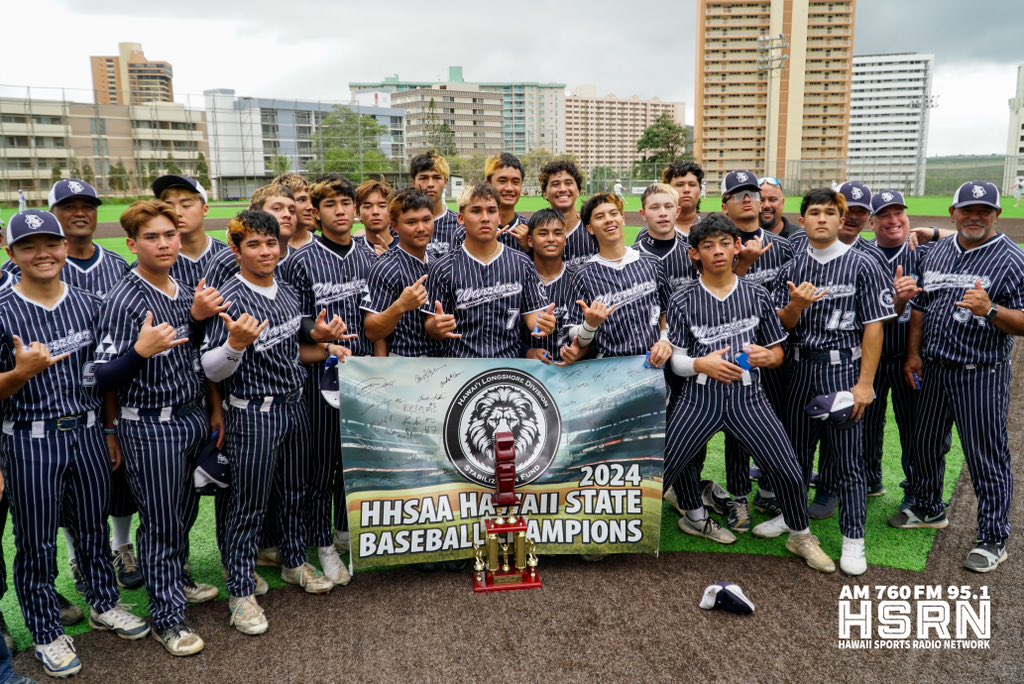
left=757, top=33, right=788, bottom=179
left=910, top=94, right=938, bottom=196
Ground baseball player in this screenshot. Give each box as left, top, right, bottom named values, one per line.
left=355, top=179, right=396, bottom=256
left=539, top=160, right=598, bottom=267
left=425, top=183, right=555, bottom=359
left=636, top=161, right=704, bottom=242
left=758, top=176, right=799, bottom=238
left=272, top=173, right=316, bottom=250
left=201, top=210, right=337, bottom=636
left=635, top=184, right=697, bottom=293
left=361, top=189, right=440, bottom=359
left=663, top=213, right=833, bottom=573
left=773, top=188, right=895, bottom=575
left=890, top=181, right=1024, bottom=573
left=485, top=153, right=529, bottom=252
left=411, top=151, right=460, bottom=261
left=0, top=231, right=18, bottom=656
left=0, top=210, right=149, bottom=677
left=152, top=176, right=230, bottom=290
left=92, top=200, right=227, bottom=656
left=280, top=174, right=374, bottom=585
left=524, top=209, right=578, bottom=364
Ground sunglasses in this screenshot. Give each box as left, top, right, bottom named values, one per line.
left=759, top=176, right=782, bottom=189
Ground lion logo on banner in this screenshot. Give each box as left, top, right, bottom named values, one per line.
left=464, top=386, right=540, bottom=465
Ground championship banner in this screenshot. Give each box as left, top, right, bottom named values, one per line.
left=336, top=356, right=666, bottom=571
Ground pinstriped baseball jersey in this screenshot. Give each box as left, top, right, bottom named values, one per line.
left=280, top=237, right=375, bottom=357
left=635, top=234, right=697, bottom=293
left=789, top=230, right=889, bottom=273
left=563, top=221, right=600, bottom=268
left=4, top=247, right=129, bottom=296
left=428, top=244, right=548, bottom=358
left=528, top=264, right=579, bottom=360
left=359, top=247, right=439, bottom=358
left=171, top=236, right=230, bottom=289
left=773, top=241, right=896, bottom=350
left=911, top=233, right=1024, bottom=365
left=0, top=270, right=12, bottom=292
left=635, top=220, right=700, bottom=244
left=201, top=275, right=306, bottom=397
left=353, top=232, right=396, bottom=258
left=452, top=213, right=528, bottom=253
left=427, top=209, right=461, bottom=261
left=566, top=248, right=671, bottom=358
left=92, top=270, right=204, bottom=409
left=871, top=240, right=932, bottom=358
left=204, top=244, right=295, bottom=290
left=0, top=284, right=101, bottom=421
left=667, top=277, right=788, bottom=384
left=738, top=228, right=793, bottom=294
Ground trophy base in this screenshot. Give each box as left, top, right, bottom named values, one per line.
left=472, top=569, right=542, bottom=593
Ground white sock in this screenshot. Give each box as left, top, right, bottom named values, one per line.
left=759, top=488, right=775, bottom=498
left=62, top=528, right=78, bottom=562
left=111, top=515, right=133, bottom=550
left=686, top=507, right=707, bottom=522
left=318, top=546, right=334, bottom=555
left=793, top=527, right=810, bottom=536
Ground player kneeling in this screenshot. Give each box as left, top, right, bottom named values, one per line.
left=664, top=214, right=834, bottom=573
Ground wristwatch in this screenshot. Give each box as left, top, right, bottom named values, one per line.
left=985, top=306, right=999, bottom=321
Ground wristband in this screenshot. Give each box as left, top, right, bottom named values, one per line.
left=582, top=322, right=598, bottom=333
left=932, top=226, right=939, bottom=242
left=103, top=428, right=117, bottom=437
left=660, top=329, right=669, bottom=342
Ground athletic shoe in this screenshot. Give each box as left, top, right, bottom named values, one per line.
left=964, top=542, right=1007, bottom=573
left=89, top=603, right=150, bottom=640
left=112, top=544, right=144, bottom=590
left=677, top=514, right=736, bottom=545
left=840, top=536, right=867, bottom=576
left=786, top=533, right=836, bottom=573
left=318, top=546, right=352, bottom=586
left=8, top=673, right=40, bottom=684
left=34, top=635, right=81, bottom=678
left=753, top=491, right=783, bottom=516
left=256, top=547, right=282, bottom=567
left=228, top=595, right=267, bottom=636
left=809, top=471, right=820, bottom=488
left=749, top=466, right=762, bottom=482
left=0, top=611, right=15, bottom=653
left=867, top=482, right=886, bottom=497
left=223, top=569, right=269, bottom=597
left=333, top=530, right=350, bottom=553
left=888, top=506, right=949, bottom=529
left=662, top=488, right=686, bottom=517
left=182, top=573, right=218, bottom=604
left=281, top=563, right=334, bottom=594
left=726, top=497, right=751, bottom=534
left=56, top=592, right=83, bottom=627
left=700, top=480, right=731, bottom=516
left=752, top=514, right=789, bottom=539
left=69, top=559, right=87, bottom=596
left=151, top=622, right=205, bottom=657
left=808, top=492, right=838, bottom=519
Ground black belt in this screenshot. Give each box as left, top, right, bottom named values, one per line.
left=927, top=358, right=1006, bottom=371
left=8, top=412, right=93, bottom=432
left=133, top=400, right=204, bottom=418
left=794, top=347, right=861, bottom=364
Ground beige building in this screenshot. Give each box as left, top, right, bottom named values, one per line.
left=0, top=94, right=207, bottom=204
left=695, top=0, right=856, bottom=192
left=90, top=42, right=174, bottom=106
left=564, top=86, right=686, bottom=175
left=391, top=86, right=503, bottom=159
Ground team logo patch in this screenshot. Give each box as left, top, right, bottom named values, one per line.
left=443, top=369, right=560, bottom=488
left=67, top=181, right=84, bottom=193
left=24, top=215, right=43, bottom=230
left=881, top=192, right=894, bottom=202
left=736, top=172, right=749, bottom=183
left=879, top=287, right=894, bottom=309
left=851, top=187, right=864, bottom=200
left=972, top=185, right=986, bottom=199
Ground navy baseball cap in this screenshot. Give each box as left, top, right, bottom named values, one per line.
left=951, top=181, right=1000, bottom=210
left=194, top=436, right=230, bottom=495
left=152, top=175, right=209, bottom=204
left=870, top=189, right=907, bottom=216
left=838, top=181, right=872, bottom=211
left=320, top=355, right=341, bottom=409
left=699, top=582, right=755, bottom=615
left=804, top=391, right=856, bottom=429
left=48, top=179, right=102, bottom=209
left=6, top=210, right=65, bottom=246
left=721, top=171, right=760, bottom=196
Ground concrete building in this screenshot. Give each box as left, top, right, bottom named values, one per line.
left=390, top=86, right=503, bottom=159
left=351, top=66, right=565, bottom=155
left=848, top=53, right=934, bottom=196
left=0, top=93, right=207, bottom=205
left=1003, top=64, right=1024, bottom=197
left=694, top=0, right=857, bottom=192
left=90, top=42, right=174, bottom=106
left=204, top=89, right=405, bottom=199
left=564, top=86, right=686, bottom=174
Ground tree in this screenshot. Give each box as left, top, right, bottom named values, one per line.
left=589, top=166, right=618, bottom=194
left=425, top=98, right=457, bottom=157
left=636, top=113, right=690, bottom=165
left=165, top=155, right=182, bottom=176
left=81, top=162, right=95, bottom=186
left=271, top=155, right=291, bottom=177
left=310, top=105, right=393, bottom=179
left=109, top=159, right=129, bottom=197
left=70, top=159, right=81, bottom=180
left=195, top=152, right=212, bottom=189
left=50, top=164, right=62, bottom=186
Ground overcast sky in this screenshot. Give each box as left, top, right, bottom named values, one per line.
left=2, top=0, right=1020, bottom=156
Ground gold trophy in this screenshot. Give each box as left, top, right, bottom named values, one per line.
left=472, top=431, right=542, bottom=592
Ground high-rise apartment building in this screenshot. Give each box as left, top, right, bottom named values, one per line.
left=351, top=66, right=565, bottom=155
left=848, top=53, right=934, bottom=196
left=1003, top=64, right=1024, bottom=196
left=695, top=0, right=856, bottom=191
left=90, top=42, right=174, bottom=106
left=564, top=86, right=686, bottom=174
left=390, top=87, right=504, bottom=159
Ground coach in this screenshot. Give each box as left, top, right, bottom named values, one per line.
left=891, top=181, right=1024, bottom=574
